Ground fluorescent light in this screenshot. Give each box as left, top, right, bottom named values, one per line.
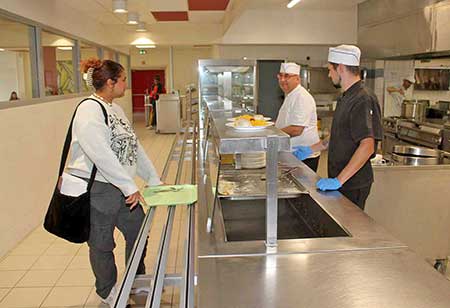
left=287, top=0, right=302, bottom=8
left=127, top=12, right=139, bottom=24
left=57, top=46, right=72, bottom=50
left=131, top=37, right=155, bottom=45
left=0, top=48, right=5, bottom=52
left=113, top=0, right=128, bottom=13
left=136, top=22, right=147, bottom=32
left=136, top=45, right=156, bottom=49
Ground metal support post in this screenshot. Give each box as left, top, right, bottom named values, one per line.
left=265, top=136, right=279, bottom=247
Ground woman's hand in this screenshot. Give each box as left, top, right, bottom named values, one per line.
left=125, top=191, right=145, bottom=209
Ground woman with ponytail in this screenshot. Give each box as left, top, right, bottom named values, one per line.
left=64, top=58, right=161, bottom=306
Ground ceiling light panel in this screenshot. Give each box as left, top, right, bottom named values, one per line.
left=127, top=12, right=139, bottom=24
left=112, top=0, right=128, bottom=13
left=287, top=0, right=302, bottom=8
left=136, top=22, right=147, bottom=32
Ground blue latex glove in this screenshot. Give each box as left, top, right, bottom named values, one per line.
left=316, top=178, right=342, bottom=191
left=292, top=146, right=312, bottom=161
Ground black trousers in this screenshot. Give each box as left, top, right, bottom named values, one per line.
left=303, top=156, right=320, bottom=172
left=340, top=185, right=372, bottom=211
left=151, top=99, right=157, bottom=126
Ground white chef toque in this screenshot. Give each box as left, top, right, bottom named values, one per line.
left=404, top=75, right=415, bottom=83
left=328, top=45, right=361, bottom=66
left=280, top=62, right=301, bottom=75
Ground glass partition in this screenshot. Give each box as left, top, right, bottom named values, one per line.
left=41, top=31, right=75, bottom=96
left=0, top=16, right=33, bottom=102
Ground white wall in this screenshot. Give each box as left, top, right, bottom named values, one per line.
left=0, top=0, right=110, bottom=47
left=215, top=45, right=332, bottom=67
left=221, top=8, right=357, bottom=45
left=130, top=46, right=212, bottom=92
left=0, top=90, right=132, bottom=258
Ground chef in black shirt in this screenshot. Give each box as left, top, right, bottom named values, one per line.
left=293, top=45, right=382, bottom=210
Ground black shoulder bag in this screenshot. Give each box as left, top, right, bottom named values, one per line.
left=44, top=98, right=108, bottom=243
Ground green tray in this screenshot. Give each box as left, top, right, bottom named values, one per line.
left=143, top=184, right=197, bottom=207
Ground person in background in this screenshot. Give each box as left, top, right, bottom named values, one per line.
left=9, top=91, right=19, bottom=101
left=66, top=58, right=161, bottom=306
left=293, top=45, right=382, bottom=210
left=150, top=75, right=163, bottom=127
left=385, top=75, right=415, bottom=117
left=275, top=62, right=321, bottom=172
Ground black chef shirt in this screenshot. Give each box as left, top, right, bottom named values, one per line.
left=328, top=80, right=383, bottom=191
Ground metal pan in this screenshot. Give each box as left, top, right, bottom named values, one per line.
left=392, top=145, right=441, bottom=158
left=391, top=153, right=440, bottom=166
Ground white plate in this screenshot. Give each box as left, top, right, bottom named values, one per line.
left=227, top=116, right=271, bottom=122
left=225, top=122, right=274, bottom=131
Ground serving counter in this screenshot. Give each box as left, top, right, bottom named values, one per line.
left=367, top=164, right=450, bottom=263
left=196, top=98, right=450, bottom=307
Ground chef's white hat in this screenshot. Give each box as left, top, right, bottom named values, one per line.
left=280, top=62, right=300, bottom=75
left=404, top=75, right=415, bottom=83
left=328, top=45, right=361, bottom=66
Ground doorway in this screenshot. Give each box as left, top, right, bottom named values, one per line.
left=131, top=69, right=165, bottom=113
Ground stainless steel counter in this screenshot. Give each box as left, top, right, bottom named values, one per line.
left=198, top=248, right=450, bottom=308
left=196, top=97, right=450, bottom=307
left=367, top=163, right=450, bottom=261
left=197, top=152, right=405, bottom=258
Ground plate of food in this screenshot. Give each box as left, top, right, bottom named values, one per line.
left=227, top=114, right=271, bottom=122
left=225, top=118, right=274, bottom=131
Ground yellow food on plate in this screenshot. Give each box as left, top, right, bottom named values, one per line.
left=231, top=114, right=269, bottom=126
left=236, top=114, right=254, bottom=121
left=250, top=119, right=268, bottom=126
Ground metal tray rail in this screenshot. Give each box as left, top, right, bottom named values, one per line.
left=113, top=123, right=197, bottom=308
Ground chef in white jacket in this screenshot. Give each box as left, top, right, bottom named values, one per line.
left=385, top=75, right=415, bottom=117
left=275, top=62, right=321, bottom=171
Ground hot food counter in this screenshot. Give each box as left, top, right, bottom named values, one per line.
left=195, top=98, right=450, bottom=307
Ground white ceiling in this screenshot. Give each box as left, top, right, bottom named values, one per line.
left=49, top=0, right=367, bottom=46
left=245, top=0, right=367, bottom=10
left=62, top=0, right=367, bottom=27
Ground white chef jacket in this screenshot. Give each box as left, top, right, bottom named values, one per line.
left=275, top=85, right=320, bottom=158
left=385, top=84, right=413, bottom=117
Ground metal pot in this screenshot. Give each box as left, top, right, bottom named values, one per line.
left=401, top=100, right=429, bottom=122
left=391, top=145, right=442, bottom=165
left=392, top=145, right=440, bottom=157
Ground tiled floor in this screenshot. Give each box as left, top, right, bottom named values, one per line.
left=0, top=115, right=181, bottom=307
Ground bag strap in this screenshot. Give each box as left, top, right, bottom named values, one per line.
left=58, top=98, right=108, bottom=192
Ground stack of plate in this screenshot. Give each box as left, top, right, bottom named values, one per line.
left=240, top=152, right=266, bottom=169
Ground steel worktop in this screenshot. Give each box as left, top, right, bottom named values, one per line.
left=198, top=248, right=450, bottom=308
left=366, top=163, right=450, bottom=262
left=195, top=99, right=450, bottom=307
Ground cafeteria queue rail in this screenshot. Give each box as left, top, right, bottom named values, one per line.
left=113, top=121, right=197, bottom=308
